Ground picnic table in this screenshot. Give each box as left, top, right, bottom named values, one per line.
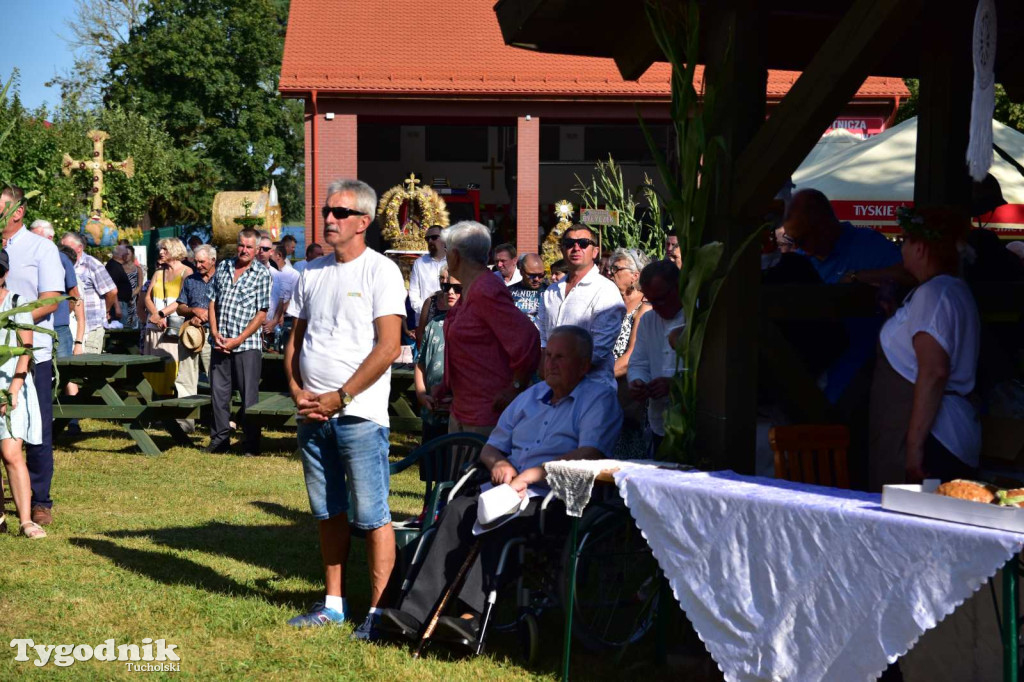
left=248, top=365, right=422, bottom=433
left=54, top=353, right=209, bottom=456
left=101, top=327, right=142, bottom=354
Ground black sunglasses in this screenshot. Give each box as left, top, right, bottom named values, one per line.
left=561, top=237, right=596, bottom=250
left=441, top=282, right=463, bottom=294
left=426, top=234, right=441, bottom=242
left=321, top=205, right=367, bottom=220
left=259, top=246, right=273, bottom=252
left=524, top=272, right=545, bottom=279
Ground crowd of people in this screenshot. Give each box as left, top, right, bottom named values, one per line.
left=2, top=175, right=1020, bottom=650
left=278, top=178, right=686, bottom=642
left=0, top=183, right=317, bottom=536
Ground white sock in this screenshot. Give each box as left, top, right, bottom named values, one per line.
left=324, top=595, right=347, bottom=614
left=368, top=607, right=382, bottom=616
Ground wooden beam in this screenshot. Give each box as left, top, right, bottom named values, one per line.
left=613, top=7, right=662, bottom=81
left=914, top=3, right=973, bottom=208
left=732, top=0, right=924, bottom=218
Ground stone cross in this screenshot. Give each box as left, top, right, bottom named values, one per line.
left=62, top=130, right=135, bottom=212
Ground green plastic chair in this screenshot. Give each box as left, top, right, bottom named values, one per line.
left=385, top=432, right=489, bottom=575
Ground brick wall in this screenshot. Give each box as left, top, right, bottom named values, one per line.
left=304, top=106, right=358, bottom=248
left=516, top=115, right=540, bottom=255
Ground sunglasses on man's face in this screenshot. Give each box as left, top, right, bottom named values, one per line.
left=259, top=246, right=273, bottom=252
left=426, top=234, right=441, bottom=242
left=524, top=272, right=545, bottom=279
left=321, top=205, right=367, bottom=220
left=441, top=282, right=463, bottom=294
left=561, top=237, right=596, bottom=250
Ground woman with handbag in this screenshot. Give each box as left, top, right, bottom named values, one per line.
left=0, top=250, right=45, bottom=538
left=142, top=238, right=192, bottom=397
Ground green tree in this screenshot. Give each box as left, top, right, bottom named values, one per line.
left=1, top=74, right=189, bottom=237
left=896, top=78, right=1024, bottom=133
left=104, top=0, right=305, bottom=222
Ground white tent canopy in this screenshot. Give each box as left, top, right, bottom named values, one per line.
left=793, top=117, right=1024, bottom=228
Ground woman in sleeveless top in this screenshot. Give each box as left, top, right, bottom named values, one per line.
left=868, top=208, right=981, bottom=491
left=142, top=238, right=193, bottom=397
left=0, top=251, right=44, bottom=538
left=414, top=266, right=462, bottom=444
left=607, top=248, right=652, bottom=458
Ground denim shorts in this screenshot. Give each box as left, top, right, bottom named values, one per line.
left=298, top=416, right=391, bottom=529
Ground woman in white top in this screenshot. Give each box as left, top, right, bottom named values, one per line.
left=0, top=250, right=44, bottom=538
left=868, top=208, right=980, bottom=491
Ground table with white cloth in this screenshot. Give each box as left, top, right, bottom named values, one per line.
left=596, top=468, right=1024, bottom=682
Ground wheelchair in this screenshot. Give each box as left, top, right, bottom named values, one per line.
left=397, top=462, right=662, bottom=663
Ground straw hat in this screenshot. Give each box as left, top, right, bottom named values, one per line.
left=180, top=324, right=206, bottom=352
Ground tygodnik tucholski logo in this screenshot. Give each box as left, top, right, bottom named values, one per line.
left=10, top=638, right=180, bottom=670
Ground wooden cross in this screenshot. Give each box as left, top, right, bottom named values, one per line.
left=403, top=172, right=421, bottom=192
left=61, top=130, right=135, bottom=212
left=482, top=156, right=503, bottom=190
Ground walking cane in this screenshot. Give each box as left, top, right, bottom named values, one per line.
left=412, top=539, right=482, bottom=659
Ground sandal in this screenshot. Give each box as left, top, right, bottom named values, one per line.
left=20, top=521, right=46, bottom=539
left=0, top=513, right=6, bottom=534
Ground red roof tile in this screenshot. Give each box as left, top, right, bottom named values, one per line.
left=280, top=0, right=908, bottom=100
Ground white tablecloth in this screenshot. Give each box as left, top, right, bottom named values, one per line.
left=613, top=468, right=1024, bottom=682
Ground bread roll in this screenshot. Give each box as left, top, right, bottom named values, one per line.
left=935, top=480, right=996, bottom=504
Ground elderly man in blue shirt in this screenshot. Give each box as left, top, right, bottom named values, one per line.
left=377, top=325, right=622, bottom=644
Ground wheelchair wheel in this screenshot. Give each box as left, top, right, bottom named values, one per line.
left=518, top=612, right=539, bottom=665
left=560, top=506, right=660, bottom=652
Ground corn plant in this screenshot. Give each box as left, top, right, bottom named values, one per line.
left=572, top=157, right=669, bottom=256
left=638, top=1, right=761, bottom=464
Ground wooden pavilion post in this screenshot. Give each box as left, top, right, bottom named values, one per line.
left=914, top=4, right=974, bottom=209
left=696, top=0, right=766, bottom=473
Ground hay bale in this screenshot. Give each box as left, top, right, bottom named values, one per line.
left=211, top=190, right=282, bottom=247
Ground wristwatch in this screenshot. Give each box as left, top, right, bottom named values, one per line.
left=74, top=340, right=83, bottom=346
left=158, top=310, right=166, bottom=318
left=340, top=391, right=354, bottom=408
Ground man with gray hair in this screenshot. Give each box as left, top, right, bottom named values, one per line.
left=207, top=228, right=272, bottom=455
left=60, top=231, right=119, bottom=353
left=378, top=325, right=622, bottom=643
left=176, top=243, right=217, bottom=411
left=285, top=178, right=406, bottom=640
left=29, top=220, right=85, bottom=359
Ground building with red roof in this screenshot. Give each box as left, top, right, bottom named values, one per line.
left=280, top=0, right=908, bottom=252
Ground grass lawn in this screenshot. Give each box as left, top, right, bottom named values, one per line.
left=0, top=421, right=677, bottom=680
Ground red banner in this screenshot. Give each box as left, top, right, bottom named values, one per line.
left=825, top=117, right=887, bottom=137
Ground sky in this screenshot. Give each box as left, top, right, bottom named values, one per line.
left=0, top=0, right=81, bottom=111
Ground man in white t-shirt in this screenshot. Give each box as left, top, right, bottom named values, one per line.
left=284, top=178, right=406, bottom=640
left=407, top=224, right=446, bottom=324
left=537, top=224, right=625, bottom=387
left=2, top=185, right=64, bottom=526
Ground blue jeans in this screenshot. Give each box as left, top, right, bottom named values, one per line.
left=298, top=416, right=391, bottom=529
left=55, top=325, right=73, bottom=359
